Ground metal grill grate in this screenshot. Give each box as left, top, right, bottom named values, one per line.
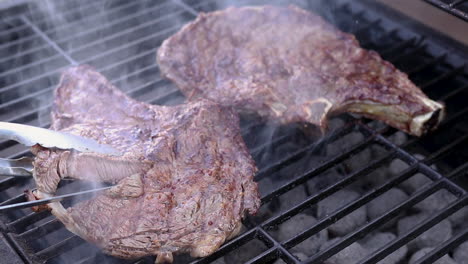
left=0, top=0, right=467, bottom=263
left=424, top=0, right=468, bottom=21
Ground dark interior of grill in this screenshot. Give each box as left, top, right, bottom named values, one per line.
left=0, top=0, right=467, bottom=263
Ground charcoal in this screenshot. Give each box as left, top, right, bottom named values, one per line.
left=326, top=132, right=365, bottom=158
left=307, top=169, right=344, bottom=194
left=293, top=252, right=308, bottom=261
left=322, top=238, right=369, bottom=264
left=279, top=183, right=308, bottom=212
left=359, top=165, right=388, bottom=189
left=397, top=214, right=452, bottom=250
left=344, top=147, right=372, bottom=173
left=388, top=159, right=409, bottom=176
left=278, top=214, right=328, bottom=255
left=409, top=248, right=457, bottom=264
left=415, top=189, right=456, bottom=213
left=211, top=257, right=226, bottom=264
left=339, top=133, right=372, bottom=174
left=224, top=239, right=266, bottom=264
left=367, top=188, right=408, bottom=228
left=400, top=173, right=431, bottom=194
left=388, top=131, right=407, bottom=146
left=449, top=206, right=468, bottom=229
left=453, top=241, right=468, bottom=264
left=258, top=177, right=275, bottom=197
left=317, top=190, right=367, bottom=236
left=361, top=232, right=407, bottom=264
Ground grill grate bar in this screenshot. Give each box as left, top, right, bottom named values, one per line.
left=0, top=63, right=59, bottom=94
left=0, top=30, right=39, bottom=51
left=245, top=228, right=283, bottom=264
left=16, top=219, right=61, bottom=240
left=172, top=0, right=198, bottom=16
left=407, top=54, right=447, bottom=75
left=0, top=53, right=64, bottom=79
left=35, top=234, right=84, bottom=260
left=249, top=134, right=294, bottom=157
left=411, top=227, right=468, bottom=264
left=20, top=16, right=77, bottom=65
left=7, top=210, right=50, bottom=232
left=189, top=228, right=258, bottom=264
left=0, top=193, right=25, bottom=206
left=438, top=82, right=468, bottom=101
left=358, top=194, right=468, bottom=264
left=0, top=20, right=29, bottom=38
left=451, top=0, right=468, bottom=6
left=379, top=37, right=419, bottom=58
left=0, top=44, right=58, bottom=66
left=419, top=65, right=466, bottom=89
left=245, top=247, right=278, bottom=264
left=423, top=132, right=468, bottom=165
left=0, top=176, right=27, bottom=191
left=388, top=43, right=428, bottom=64
left=446, top=160, right=468, bottom=180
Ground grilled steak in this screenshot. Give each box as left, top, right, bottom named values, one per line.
left=157, top=5, right=444, bottom=136
left=30, top=65, right=260, bottom=263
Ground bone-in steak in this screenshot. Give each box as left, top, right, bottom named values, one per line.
left=31, top=65, right=260, bottom=263
left=157, top=5, right=444, bottom=136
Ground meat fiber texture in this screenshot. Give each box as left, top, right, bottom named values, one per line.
left=30, top=65, right=260, bottom=263
left=157, top=5, right=444, bottom=136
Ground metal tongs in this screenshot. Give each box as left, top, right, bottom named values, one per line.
left=0, top=122, right=122, bottom=212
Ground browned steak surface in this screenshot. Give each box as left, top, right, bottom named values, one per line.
left=31, top=65, right=259, bottom=263
left=157, top=5, right=444, bottom=136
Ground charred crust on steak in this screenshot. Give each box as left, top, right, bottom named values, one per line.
left=157, top=5, right=445, bottom=136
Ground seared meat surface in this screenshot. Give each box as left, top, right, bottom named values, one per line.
left=31, top=66, right=260, bottom=263
left=157, top=5, right=444, bottom=136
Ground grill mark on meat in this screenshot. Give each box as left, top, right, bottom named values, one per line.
left=157, top=5, right=445, bottom=136
left=30, top=65, right=259, bottom=263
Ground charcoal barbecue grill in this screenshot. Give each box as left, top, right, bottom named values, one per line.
left=0, top=0, right=467, bottom=263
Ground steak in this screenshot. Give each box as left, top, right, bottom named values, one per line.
left=157, top=5, right=444, bottom=136
left=30, top=65, right=260, bottom=263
